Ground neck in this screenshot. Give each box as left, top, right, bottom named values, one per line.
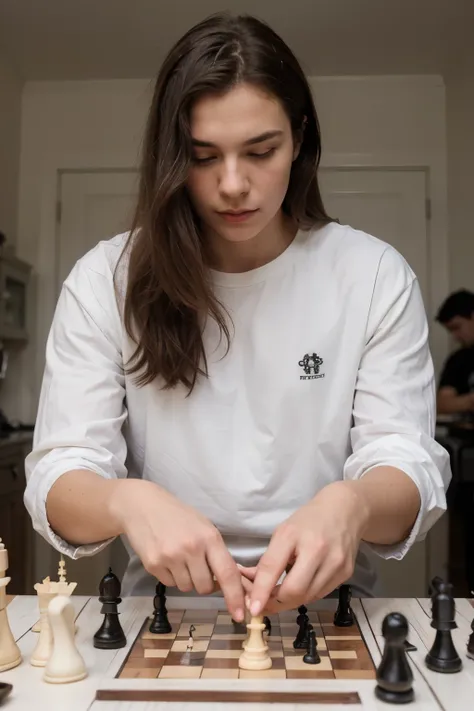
left=208, top=212, right=297, bottom=274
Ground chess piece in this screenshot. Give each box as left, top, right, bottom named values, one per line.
left=334, top=584, right=354, bottom=627
left=263, top=616, right=271, bottom=636
left=428, top=576, right=444, bottom=622
left=293, top=604, right=310, bottom=649
left=467, top=618, right=474, bottom=660
left=31, top=619, right=41, bottom=633
left=93, top=568, right=126, bottom=649
left=187, top=624, right=196, bottom=650
left=374, top=612, right=414, bottom=704
left=33, top=556, right=71, bottom=633
left=239, top=615, right=272, bottom=670
left=0, top=538, right=21, bottom=672
left=429, top=576, right=444, bottom=598
left=43, top=595, right=87, bottom=684
left=425, top=582, right=462, bottom=673
left=149, top=582, right=172, bottom=634
left=31, top=566, right=77, bottom=666
left=58, top=556, right=67, bottom=583
left=303, top=625, right=320, bottom=664
left=31, top=581, right=58, bottom=666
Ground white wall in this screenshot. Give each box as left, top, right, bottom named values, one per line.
left=0, top=56, right=22, bottom=245
left=16, top=75, right=449, bottom=424
left=446, top=67, right=474, bottom=293
left=0, top=56, right=24, bottom=419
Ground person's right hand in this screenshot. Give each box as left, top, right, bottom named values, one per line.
left=109, top=479, right=245, bottom=622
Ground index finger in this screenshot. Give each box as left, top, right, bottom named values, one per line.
left=249, top=536, right=295, bottom=616
left=206, top=542, right=245, bottom=622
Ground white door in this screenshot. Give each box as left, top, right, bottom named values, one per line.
left=58, top=170, right=139, bottom=287
left=56, top=168, right=439, bottom=596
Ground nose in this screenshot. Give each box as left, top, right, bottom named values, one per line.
left=218, top=158, right=249, bottom=200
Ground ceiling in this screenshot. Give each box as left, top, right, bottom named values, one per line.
left=0, top=0, right=473, bottom=81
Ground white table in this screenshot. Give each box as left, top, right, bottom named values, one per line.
left=1, top=595, right=474, bottom=710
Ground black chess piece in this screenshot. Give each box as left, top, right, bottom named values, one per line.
left=93, top=568, right=127, bottom=649
left=334, top=584, right=354, bottom=627
left=263, top=616, right=272, bottom=635
left=429, top=576, right=444, bottom=619
left=425, top=582, right=462, bottom=673
left=149, top=582, right=172, bottom=634
left=293, top=604, right=310, bottom=649
left=374, top=612, right=414, bottom=704
left=429, top=576, right=444, bottom=598
left=467, top=618, right=474, bottom=660
left=303, top=626, right=320, bottom=664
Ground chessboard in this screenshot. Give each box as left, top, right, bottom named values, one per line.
left=96, top=601, right=376, bottom=704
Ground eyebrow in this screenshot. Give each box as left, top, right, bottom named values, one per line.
left=191, top=129, right=284, bottom=148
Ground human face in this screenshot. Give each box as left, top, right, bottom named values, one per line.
left=186, top=83, right=299, bottom=250
left=444, top=315, right=474, bottom=347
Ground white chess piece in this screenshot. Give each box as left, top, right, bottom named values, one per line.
left=31, top=619, right=41, bottom=633
left=30, top=584, right=57, bottom=666
left=32, top=557, right=71, bottom=634
left=31, top=573, right=77, bottom=666
left=239, top=615, right=272, bottom=670
left=43, top=595, right=87, bottom=684
left=0, top=539, right=21, bottom=672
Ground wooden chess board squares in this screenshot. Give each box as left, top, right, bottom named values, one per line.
left=118, top=607, right=376, bottom=681
left=177, top=623, right=214, bottom=637
left=182, top=609, right=217, bottom=622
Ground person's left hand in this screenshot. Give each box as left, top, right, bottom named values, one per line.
left=243, top=481, right=369, bottom=616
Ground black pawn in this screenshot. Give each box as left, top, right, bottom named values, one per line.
left=467, top=618, right=474, bottom=660
left=334, top=584, right=354, bottom=627
left=293, top=604, right=310, bottom=649
left=303, top=626, right=320, bottom=664
left=375, top=612, right=414, bottom=705
left=149, top=582, right=172, bottom=634
left=425, top=582, right=462, bottom=673
left=263, top=616, right=271, bottom=635
left=93, top=568, right=126, bottom=649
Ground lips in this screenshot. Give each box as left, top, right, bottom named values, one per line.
left=218, top=209, right=258, bottom=223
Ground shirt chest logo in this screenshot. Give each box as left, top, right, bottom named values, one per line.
left=298, top=352, right=325, bottom=380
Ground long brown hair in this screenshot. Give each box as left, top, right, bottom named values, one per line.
left=119, top=12, right=334, bottom=393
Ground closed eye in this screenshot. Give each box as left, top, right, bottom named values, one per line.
left=192, top=147, right=277, bottom=165
left=248, top=147, right=276, bottom=159
left=192, top=156, right=216, bottom=165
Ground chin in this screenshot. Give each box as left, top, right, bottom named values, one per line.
left=213, top=222, right=265, bottom=244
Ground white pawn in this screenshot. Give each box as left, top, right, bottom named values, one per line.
left=239, top=615, right=272, bottom=671
left=43, top=595, right=87, bottom=684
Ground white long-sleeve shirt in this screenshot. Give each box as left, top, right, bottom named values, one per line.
left=24, top=222, right=451, bottom=596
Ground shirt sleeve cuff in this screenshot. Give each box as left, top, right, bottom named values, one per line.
left=24, top=453, right=116, bottom=559
left=343, top=433, right=449, bottom=561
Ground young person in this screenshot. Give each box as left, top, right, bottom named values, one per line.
left=436, top=290, right=474, bottom=416
left=24, top=13, right=450, bottom=622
